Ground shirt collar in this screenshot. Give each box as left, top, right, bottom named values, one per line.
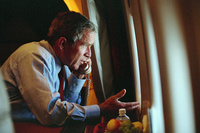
left=39, top=40, right=63, bottom=73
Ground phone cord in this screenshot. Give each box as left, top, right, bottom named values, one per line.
left=84, top=74, right=91, bottom=105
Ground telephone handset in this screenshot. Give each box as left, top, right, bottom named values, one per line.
left=79, top=63, right=91, bottom=105
left=79, top=63, right=92, bottom=75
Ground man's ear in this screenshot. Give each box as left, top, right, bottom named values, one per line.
left=58, top=37, right=67, bottom=50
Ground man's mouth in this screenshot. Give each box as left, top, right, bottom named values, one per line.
left=80, top=61, right=84, bottom=65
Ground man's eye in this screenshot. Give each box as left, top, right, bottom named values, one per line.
left=84, top=45, right=90, bottom=48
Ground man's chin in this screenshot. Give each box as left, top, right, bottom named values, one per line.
left=70, top=66, right=79, bottom=71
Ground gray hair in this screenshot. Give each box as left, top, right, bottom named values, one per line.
left=46, top=11, right=96, bottom=45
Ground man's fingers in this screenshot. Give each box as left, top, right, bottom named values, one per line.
left=121, top=102, right=140, bottom=110
left=114, top=89, right=126, bottom=100
left=122, top=101, right=140, bottom=107
left=86, top=58, right=92, bottom=66
left=126, top=105, right=140, bottom=111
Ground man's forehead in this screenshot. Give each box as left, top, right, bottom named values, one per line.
left=80, top=31, right=95, bottom=44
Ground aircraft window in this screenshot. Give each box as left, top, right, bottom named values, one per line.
left=128, top=0, right=196, bottom=132
left=139, top=0, right=165, bottom=132
left=123, top=0, right=164, bottom=132
left=122, top=0, right=142, bottom=113
left=146, top=1, right=196, bottom=132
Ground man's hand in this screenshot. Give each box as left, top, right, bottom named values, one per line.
left=73, top=60, right=92, bottom=79
left=99, top=89, right=140, bottom=117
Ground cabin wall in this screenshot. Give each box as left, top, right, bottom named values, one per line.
left=147, top=0, right=200, bottom=132
left=0, top=0, right=68, bottom=65
left=123, top=0, right=200, bottom=132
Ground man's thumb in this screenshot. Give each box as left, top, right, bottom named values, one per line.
left=115, top=89, right=126, bottom=100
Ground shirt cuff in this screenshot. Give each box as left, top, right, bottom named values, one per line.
left=68, top=74, right=86, bottom=93
left=83, top=105, right=100, bottom=119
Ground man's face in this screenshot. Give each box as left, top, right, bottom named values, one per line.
left=62, top=30, right=95, bottom=70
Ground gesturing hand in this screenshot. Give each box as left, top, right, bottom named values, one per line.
left=98, top=89, right=140, bottom=117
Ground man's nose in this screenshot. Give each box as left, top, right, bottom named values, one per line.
left=85, top=47, right=91, bottom=58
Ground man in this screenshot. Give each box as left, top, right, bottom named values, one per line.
left=1, top=11, right=139, bottom=130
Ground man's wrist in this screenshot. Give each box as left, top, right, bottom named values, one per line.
left=72, top=71, right=85, bottom=79
left=98, top=104, right=105, bottom=117
left=76, top=74, right=85, bottom=79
